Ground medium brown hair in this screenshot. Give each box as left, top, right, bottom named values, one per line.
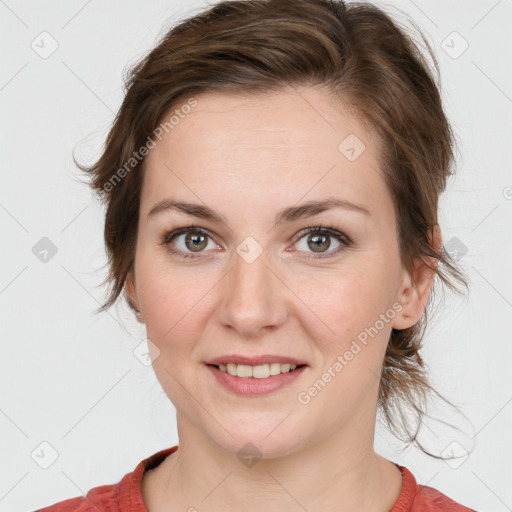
left=75, top=0, right=470, bottom=456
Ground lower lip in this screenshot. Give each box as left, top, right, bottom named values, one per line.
left=205, top=364, right=307, bottom=396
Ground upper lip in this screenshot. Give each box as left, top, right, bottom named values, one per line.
left=204, top=354, right=308, bottom=366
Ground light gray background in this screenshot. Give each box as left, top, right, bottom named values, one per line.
left=1, top=1, right=511, bottom=511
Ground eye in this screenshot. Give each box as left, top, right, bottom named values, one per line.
left=161, top=225, right=219, bottom=259
left=292, top=224, right=353, bottom=259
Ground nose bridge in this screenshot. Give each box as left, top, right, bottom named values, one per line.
left=233, top=239, right=270, bottom=293
left=219, top=237, right=285, bottom=335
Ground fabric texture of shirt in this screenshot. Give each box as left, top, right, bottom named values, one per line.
left=34, top=445, right=476, bottom=511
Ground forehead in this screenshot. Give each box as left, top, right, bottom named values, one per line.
left=141, top=87, right=390, bottom=222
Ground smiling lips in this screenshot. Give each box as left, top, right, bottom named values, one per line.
left=204, top=354, right=308, bottom=394
left=206, top=364, right=307, bottom=395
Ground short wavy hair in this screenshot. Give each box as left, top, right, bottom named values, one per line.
left=75, top=0, right=470, bottom=456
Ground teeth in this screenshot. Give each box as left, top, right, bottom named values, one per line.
left=252, top=364, right=270, bottom=378
left=270, top=363, right=281, bottom=376
left=217, top=362, right=300, bottom=378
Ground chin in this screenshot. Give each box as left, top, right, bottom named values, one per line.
left=209, top=425, right=309, bottom=462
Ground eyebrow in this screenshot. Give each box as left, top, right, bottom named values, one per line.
left=147, top=196, right=371, bottom=227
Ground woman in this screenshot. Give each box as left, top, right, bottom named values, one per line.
left=36, top=0, right=476, bottom=510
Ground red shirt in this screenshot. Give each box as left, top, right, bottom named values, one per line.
left=34, top=445, right=476, bottom=511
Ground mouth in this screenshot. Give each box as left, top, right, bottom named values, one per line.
left=205, top=362, right=308, bottom=396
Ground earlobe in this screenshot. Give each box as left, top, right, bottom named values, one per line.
left=125, top=269, right=144, bottom=323
left=125, top=269, right=136, bottom=304
left=392, top=225, right=441, bottom=330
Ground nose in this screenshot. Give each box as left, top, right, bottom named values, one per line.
left=218, top=244, right=288, bottom=338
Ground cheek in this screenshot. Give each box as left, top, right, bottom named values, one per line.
left=300, top=265, right=397, bottom=408
left=136, top=258, right=216, bottom=353
left=304, top=260, right=396, bottom=350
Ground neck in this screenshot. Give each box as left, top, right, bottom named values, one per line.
left=147, top=409, right=403, bottom=512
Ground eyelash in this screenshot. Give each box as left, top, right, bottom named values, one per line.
left=160, top=223, right=353, bottom=260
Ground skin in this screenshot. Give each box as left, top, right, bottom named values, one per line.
left=126, top=86, right=440, bottom=511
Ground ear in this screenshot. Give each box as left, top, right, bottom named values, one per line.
left=125, top=268, right=144, bottom=323
left=392, top=225, right=441, bottom=330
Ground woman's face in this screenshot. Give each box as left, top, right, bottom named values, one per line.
left=127, top=87, right=423, bottom=458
